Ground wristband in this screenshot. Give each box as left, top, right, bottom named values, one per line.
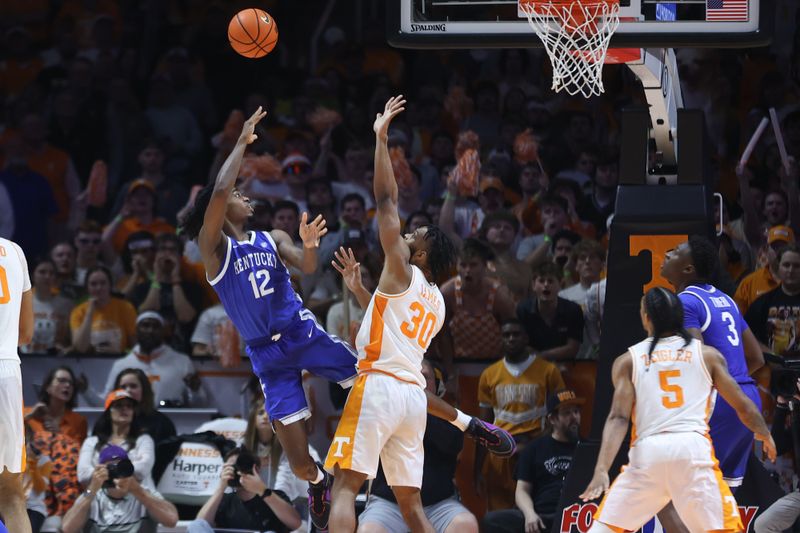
left=150, top=281, right=161, bottom=290
left=83, top=488, right=96, bottom=499
left=543, top=235, right=552, bottom=243
left=261, top=488, right=273, bottom=499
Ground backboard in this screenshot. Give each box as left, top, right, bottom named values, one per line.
left=387, top=0, right=770, bottom=49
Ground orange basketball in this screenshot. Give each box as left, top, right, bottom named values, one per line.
left=228, top=8, right=279, bottom=59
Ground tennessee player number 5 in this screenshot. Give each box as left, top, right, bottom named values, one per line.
left=400, top=301, right=437, bottom=349
left=659, top=369, right=685, bottom=409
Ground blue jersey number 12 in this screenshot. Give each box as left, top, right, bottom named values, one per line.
left=248, top=269, right=274, bottom=299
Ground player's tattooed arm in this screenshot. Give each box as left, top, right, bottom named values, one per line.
left=581, top=352, right=634, bottom=501
left=272, top=214, right=328, bottom=274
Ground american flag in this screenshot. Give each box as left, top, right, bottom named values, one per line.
left=706, top=0, right=748, bottom=21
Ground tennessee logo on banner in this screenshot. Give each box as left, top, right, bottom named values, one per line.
left=629, top=235, right=688, bottom=292
left=560, top=504, right=759, bottom=532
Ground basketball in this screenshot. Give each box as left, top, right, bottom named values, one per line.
left=228, top=8, right=279, bottom=59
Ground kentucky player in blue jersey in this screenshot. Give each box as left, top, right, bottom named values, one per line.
left=180, top=107, right=515, bottom=530
left=658, top=235, right=765, bottom=530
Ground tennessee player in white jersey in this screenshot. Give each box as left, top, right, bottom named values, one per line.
left=581, top=287, right=776, bottom=533
left=325, top=96, right=459, bottom=533
left=0, top=237, right=34, bottom=533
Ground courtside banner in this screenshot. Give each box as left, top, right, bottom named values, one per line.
left=157, top=417, right=247, bottom=505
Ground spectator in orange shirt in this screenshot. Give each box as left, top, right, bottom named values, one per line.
left=24, top=366, right=87, bottom=519
left=24, top=366, right=87, bottom=447
left=70, top=265, right=137, bottom=354
left=734, top=225, right=795, bottom=314
left=102, top=178, right=175, bottom=254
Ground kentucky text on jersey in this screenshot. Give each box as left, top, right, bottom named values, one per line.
left=208, top=231, right=303, bottom=345
left=232, top=250, right=278, bottom=275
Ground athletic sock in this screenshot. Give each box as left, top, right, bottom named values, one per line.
left=451, top=408, right=472, bottom=431
left=311, top=465, right=325, bottom=484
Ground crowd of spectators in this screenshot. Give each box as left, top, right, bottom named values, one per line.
left=2, top=0, right=800, bottom=531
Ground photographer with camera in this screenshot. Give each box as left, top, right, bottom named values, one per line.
left=61, top=444, right=178, bottom=533
left=188, top=446, right=301, bottom=533
left=754, top=374, right=800, bottom=533
left=78, top=390, right=155, bottom=488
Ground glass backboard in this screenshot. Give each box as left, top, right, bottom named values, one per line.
left=387, top=0, right=770, bottom=49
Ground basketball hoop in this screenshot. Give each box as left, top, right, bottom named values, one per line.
left=519, top=0, right=621, bottom=98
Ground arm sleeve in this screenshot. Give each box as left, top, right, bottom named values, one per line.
left=478, top=369, right=493, bottom=408
left=129, top=434, right=156, bottom=482
left=70, top=305, right=86, bottom=334
left=77, top=436, right=98, bottom=485
left=679, top=293, right=705, bottom=330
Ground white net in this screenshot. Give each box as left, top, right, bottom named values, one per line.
left=520, top=1, right=620, bottom=98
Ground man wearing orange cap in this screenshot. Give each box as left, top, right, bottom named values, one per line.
left=734, top=225, right=795, bottom=315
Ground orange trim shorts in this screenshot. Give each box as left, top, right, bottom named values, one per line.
left=594, top=432, right=742, bottom=533
left=325, top=373, right=427, bottom=488
left=0, top=360, right=25, bottom=473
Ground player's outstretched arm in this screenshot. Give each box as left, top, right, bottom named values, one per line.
left=198, top=107, right=267, bottom=264
left=373, top=95, right=412, bottom=293
left=271, top=213, right=327, bottom=275
left=580, top=353, right=634, bottom=502
left=703, top=345, right=776, bottom=461
left=332, top=246, right=372, bottom=309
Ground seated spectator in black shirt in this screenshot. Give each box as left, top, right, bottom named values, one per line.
left=517, top=262, right=584, bottom=361
left=482, top=389, right=583, bottom=533
left=358, top=359, right=478, bottom=533
left=188, top=446, right=301, bottom=533
left=745, top=245, right=800, bottom=359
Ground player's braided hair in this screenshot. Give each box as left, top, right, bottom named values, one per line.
left=687, top=235, right=719, bottom=283
left=643, top=287, right=692, bottom=368
left=178, top=184, right=215, bottom=240
left=422, top=224, right=458, bottom=284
